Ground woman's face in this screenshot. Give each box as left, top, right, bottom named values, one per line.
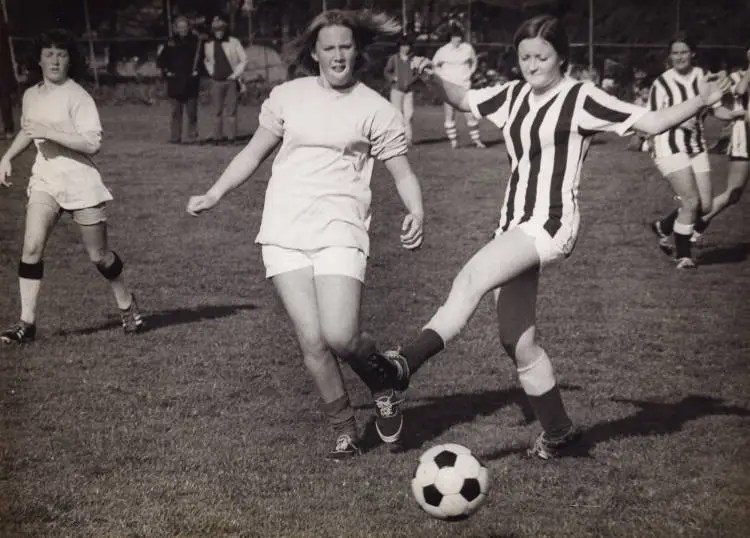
left=312, top=25, right=357, bottom=89
left=670, top=41, right=694, bottom=72
left=517, top=36, right=564, bottom=93
left=39, top=46, right=70, bottom=84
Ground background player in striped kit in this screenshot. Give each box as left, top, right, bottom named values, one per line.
left=693, top=46, right=750, bottom=235
left=369, top=15, right=730, bottom=460
left=0, top=29, right=143, bottom=344
left=648, top=33, right=714, bottom=269
left=432, top=24, right=485, bottom=149
left=186, top=9, right=424, bottom=460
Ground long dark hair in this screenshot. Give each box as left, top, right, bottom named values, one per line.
left=27, top=29, right=86, bottom=83
left=286, top=9, right=400, bottom=76
left=513, top=15, right=570, bottom=74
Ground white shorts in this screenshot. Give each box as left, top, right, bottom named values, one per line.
left=494, top=220, right=578, bottom=268
left=261, top=245, right=367, bottom=282
left=654, top=151, right=711, bottom=177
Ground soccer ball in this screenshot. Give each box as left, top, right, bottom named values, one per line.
left=411, top=443, right=489, bottom=521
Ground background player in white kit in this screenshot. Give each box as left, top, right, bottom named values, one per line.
left=186, top=10, right=425, bottom=460
left=432, top=24, right=485, bottom=149
left=0, top=29, right=143, bottom=344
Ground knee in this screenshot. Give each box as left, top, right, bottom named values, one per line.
left=21, top=242, right=45, bottom=263
left=298, top=334, right=332, bottom=368
left=94, top=251, right=124, bottom=280
left=678, top=195, right=700, bottom=214
left=500, top=333, right=541, bottom=368
left=325, top=331, right=361, bottom=362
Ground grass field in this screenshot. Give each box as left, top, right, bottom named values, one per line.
left=1, top=100, right=748, bottom=538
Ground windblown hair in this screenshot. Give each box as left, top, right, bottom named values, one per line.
left=513, top=15, right=570, bottom=74
left=286, top=9, right=401, bottom=76
left=27, top=29, right=86, bottom=83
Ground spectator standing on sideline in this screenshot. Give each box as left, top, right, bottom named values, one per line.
left=432, top=24, right=485, bottom=149
left=384, top=36, right=418, bottom=145
left=0, top=15, right=17, bottom=139
left=204, top=16, right=247, bottom=145
left=157, top=16, right=202, bottom=144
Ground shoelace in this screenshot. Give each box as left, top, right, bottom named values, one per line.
left=5, top=324, right=29, bottom=339
left=374, top=394, right=402, bottom=418
left=335, top=435, right=353, bottom=452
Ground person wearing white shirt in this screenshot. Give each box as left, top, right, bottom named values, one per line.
left=187, top=10, right=425, bottom=460
left=0, top=29, right=143, bottom=344
left=204, top=16, right=248, bottom=144
left=432, top=25, right=485, bottom=149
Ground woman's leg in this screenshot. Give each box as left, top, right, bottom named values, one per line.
left=272, top=268, right=360, bottom=456
left=444, top=103, right=458, bottom=148
left=315, top=273, right=404, bottom=444
left=392, top=227, right=542, bottom=382
left=17, top=199, right=59, bottom=324
left=663, top=167, right=701, bottom=265
left=700, top=160, right=749, bottom=226
left=78, top=216, right=143, bottom=333
left=494, top=269, right=577, bottom=458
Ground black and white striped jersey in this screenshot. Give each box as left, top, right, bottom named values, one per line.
left=727, top=70, right=749, bottom=160
left=649, top=67, right=707, bottom=157
left=468, top=78, right=645, bottom=238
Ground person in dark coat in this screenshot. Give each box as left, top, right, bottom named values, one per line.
left=0, top=15, right=17, bottom=139
left=157, top=16, right=202, bottom=143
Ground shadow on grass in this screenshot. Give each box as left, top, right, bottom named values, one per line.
left=697, top=242, right=750, bottom=265
left=355, top=384, right=582, bottom=454
left=54, top=303, right=259, bottom=336
left=483, top=394, right=750, bottom=461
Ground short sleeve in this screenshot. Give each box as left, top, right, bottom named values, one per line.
left=467, top=80, right=519, bottom=128
left=258, top=84, right=285, bottom=137
left=577, top=84, right=647, bottom=136
left=68, top=88, right=103, bottom=147
left=369, top=103, right=407, bottom=161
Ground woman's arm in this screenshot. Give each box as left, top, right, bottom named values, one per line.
left=712, top=105, right=745, bottom=122
left=187, top=126, right=281, bottom=215
left=23, top=120, right=101, bottom=155
left=383, top=154, right=424, bottom=250
left=413, top=58, right=471, bottom=112
left=633, top=74, right=732, bottom=135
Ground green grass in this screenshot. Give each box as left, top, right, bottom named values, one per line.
left=1, top=101, right=748, bottom=538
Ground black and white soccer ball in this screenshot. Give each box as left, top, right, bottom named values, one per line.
left=411, top=443, right=489, bottom=521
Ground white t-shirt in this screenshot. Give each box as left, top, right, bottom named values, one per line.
left=255, top=77, right=408, bottom=255
left=23, top=79, right=111, bottom=210
left=432, top=42, right=477, bottom=88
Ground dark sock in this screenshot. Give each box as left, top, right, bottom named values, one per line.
left=694, top=217, right=708, bottom=233
left=674, top=232, right=692, bottom=259
left=321, top=395, right=357, bottom=438
left=526, top=385, right=573, bottom=440
left=400, top=328, right=445, bottom=375
left=659, top=210, right=679, bottom=235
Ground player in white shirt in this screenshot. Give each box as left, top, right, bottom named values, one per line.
left=187, top=10, right=425, bottom=460
left=694, top=48, right=750, bottom=234
left=648, top=33, right=716, bottom=269
left=432, top=25, right=485, bottom=149
left=368, top=15, right=730, bottom=460
left=0, top=29, right=143, bottom=344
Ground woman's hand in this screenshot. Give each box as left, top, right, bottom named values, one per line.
left=400, top=213, right=424, bottom=250
left=0, top=159, right=12, bottom=188
left=186, top=193, right=219, bottom=216
left=699, top=72, right=732, bottom=107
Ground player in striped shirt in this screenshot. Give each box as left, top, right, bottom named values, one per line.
left=0, top=29, right=143, bottom=344
left=648, top=33, right=716, bottom=269
left=693, top=47, right=750, bottom=234
left=432, top=24, right=485, bottom=149
left=186, top=10, right=424, bottom=460
left=366, top=15, right=730, bottom=459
